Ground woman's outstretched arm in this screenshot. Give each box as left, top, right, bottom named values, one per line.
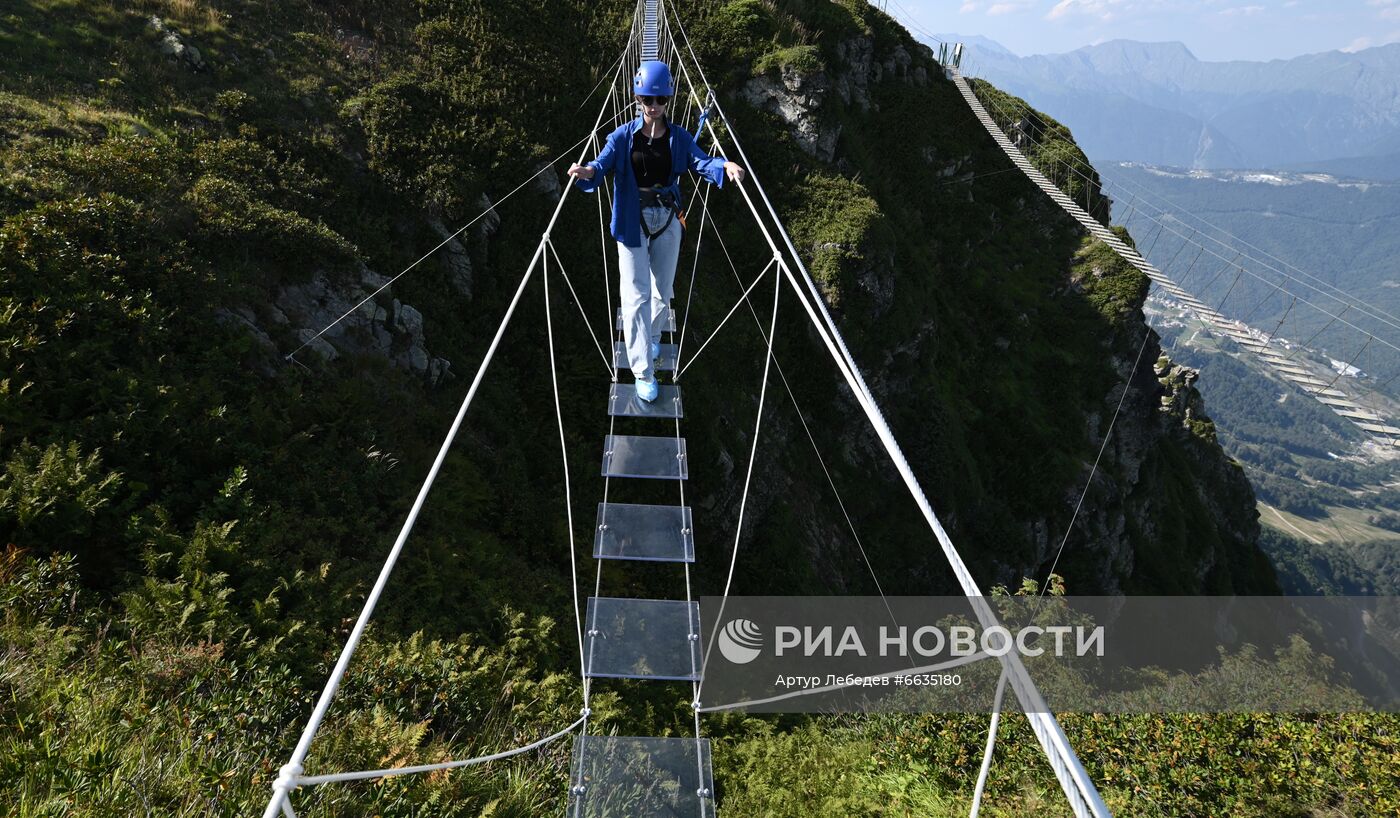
left=685, top=134, right=743, bottom=187
left=569, top=132, right=619, bottom=193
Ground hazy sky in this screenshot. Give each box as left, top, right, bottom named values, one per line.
left=884, top=0, right=1400, bottom=61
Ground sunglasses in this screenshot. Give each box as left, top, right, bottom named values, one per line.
left=638, top=95, right=671, bottom=106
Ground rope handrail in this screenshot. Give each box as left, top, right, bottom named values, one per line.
left=295, top=715, right=587, bottom=787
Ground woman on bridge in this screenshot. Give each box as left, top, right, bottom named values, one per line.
left=568, top=60, right=746, bottom=402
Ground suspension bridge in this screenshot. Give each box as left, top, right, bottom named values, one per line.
left=256, top=2, right=1398, bottom=816
left=945, top=66, right=1400, bottom=448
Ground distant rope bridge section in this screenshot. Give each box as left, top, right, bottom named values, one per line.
left=947, top=66, right=1400, bottom=448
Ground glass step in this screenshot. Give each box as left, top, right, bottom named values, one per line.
left=593, top=502, right=695, bottom=563
left=601, top=434, right=687, bottom=480
left=584, top=597, right=702, bottom=681
left=609, top=383, right=683, bottom=419
left=569, top=735, right=715, bottom=818
left=614, top=342, right=678, bottom=372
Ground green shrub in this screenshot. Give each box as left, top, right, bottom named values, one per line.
left=695, top=0, right=776, bottom=74
left=754, top=43, right=823, bottom=76
left=786, top=172, right=889, bottom=309
left=183, top=174, right=358, bottom=268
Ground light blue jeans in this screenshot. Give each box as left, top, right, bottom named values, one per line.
left=618, top=205, right=682, bottom=380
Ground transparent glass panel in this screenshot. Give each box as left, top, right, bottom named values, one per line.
left=601, top=435, right=688, bottom=480
left=569, top=736, right=715, bottom=818
left=609, top=383, right=683, bottom=419
left=593, top=502, right=694, bottom=562
left=617, top=306, right=676, bottom=332
left=584, top=597, right=701, bottom=681
left=614, top=342, right=678, bottom=372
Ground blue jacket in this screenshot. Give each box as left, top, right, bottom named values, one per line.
left=575, top=117, right=728, bottom=247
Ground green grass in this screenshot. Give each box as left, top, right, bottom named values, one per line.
left=1262, top=502, right=1399, bottom=546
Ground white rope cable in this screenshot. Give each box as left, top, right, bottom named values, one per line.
left=1030, top=323, right=1153, bottom=612
left=259, top=54, right=626, bottom=818
left=296, top=716, right=587, bottom=787
left=663, top=13, right=1110, bottom=816
left=678, top=397, right=707, bottom=804
left=696, top=251, right=783, bottom=696
left=575, top=33, right=636, bottom=114
left=675, top=257, right=774, bottom=379
left=543, top=245, right=591, bottom=700
left=658, top=16, right=908, bottom=710
left=1238, top=277, right=1285, bottom=326
left=699, top=178, right=905, bottom=639
left=674, top=180, right=711, bottom=366
left=1311, top=334, right=1374, bottom=399
left=1022, top=222, right=1205, bottom=610
left=262, top=244, right=545, bottom=818
left=970, top=669, right=1009, bottom=818
left=572, top=8, right=650, bottom=803
left=593, top=134, right=616, bottom=362
left=885, top=0, right=946, bottom=44
left=545, top=238, right=617, bottom=380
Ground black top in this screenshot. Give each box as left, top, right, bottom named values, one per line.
left=631, top=125, right=671, bottom=190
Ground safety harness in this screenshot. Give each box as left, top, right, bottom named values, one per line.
left=636, top=112, right=703, bottom=243
left=639, top=186, right=685, bottom=242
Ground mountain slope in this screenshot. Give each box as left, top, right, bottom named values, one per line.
left=22, top=2, right=1400, bottom=817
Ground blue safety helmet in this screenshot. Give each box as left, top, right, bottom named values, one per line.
left=633, top=60, right=674, bottom=97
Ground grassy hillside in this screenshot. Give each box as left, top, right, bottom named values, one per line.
left=2, top=0, right=1393, bottom=815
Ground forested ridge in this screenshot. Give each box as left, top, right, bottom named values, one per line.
left=2, top=1, right=1396, bottom=814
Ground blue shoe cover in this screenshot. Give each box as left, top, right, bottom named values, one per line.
left=636, top=375, right=658, bottom=403
left=650, top=341, right=661, bottom=361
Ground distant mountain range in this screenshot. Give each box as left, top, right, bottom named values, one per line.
left=933, top=35, right=1400, bottom=174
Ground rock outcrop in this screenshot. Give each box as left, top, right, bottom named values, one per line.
left=742, top=66, right=837, bottom=162
left=273, top=265, right=451, bottom=384
left=147, top=17, right=207, bottom=72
